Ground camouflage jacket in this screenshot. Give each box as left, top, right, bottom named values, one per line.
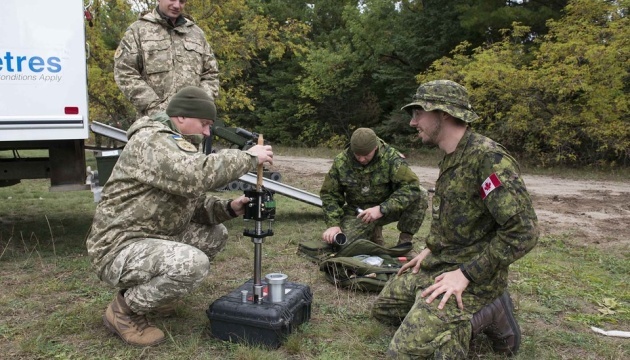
left=421, top=128, right=538, bottom=298
left=320, top=139, right=424, bottom=227
left=114, top=9, right=219, bottom=117
left=86, top=113, right=257, bottom=278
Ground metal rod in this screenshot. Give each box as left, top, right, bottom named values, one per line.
left=252, top=191, right=264, bottom=303
left=253, top=241, right=263, bottom=303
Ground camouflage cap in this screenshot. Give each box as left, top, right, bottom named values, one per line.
left=401, top=80, right=479, bottom=123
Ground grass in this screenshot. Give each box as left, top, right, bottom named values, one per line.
left=273, top=145, right=444, bottom=168
left=0, top=149, right=628, bottom=360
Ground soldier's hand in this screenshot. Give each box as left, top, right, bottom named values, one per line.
left=420, top=269, right=470, bottom=310
left=248, top=144, right=273, bottom=165
left=397, top=248, right=431, bottom=276
left=229, top=195, right=250, bottom=216
left=357, top=205, right=383, bottom=223
left=322, top=226, right=342, bottom=244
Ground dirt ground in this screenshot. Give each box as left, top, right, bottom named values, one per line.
left=272, top=155, right=630, bottom=251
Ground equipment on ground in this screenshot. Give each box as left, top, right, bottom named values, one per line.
left=333, top=232, right=348, bottom=247
left=206, top=134, right=312, bottom=348
left=297, top=239, right=413, bottom=292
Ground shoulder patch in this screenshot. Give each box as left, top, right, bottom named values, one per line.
left=171, top=135, right=198, bottom=153
left=114, top=46, right=123, bottom=59
left=480, top=173, right=502, bottom=200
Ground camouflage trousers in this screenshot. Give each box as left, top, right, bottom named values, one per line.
left=371, top=271, right=489, bottom=359
left=341, top=199, right=425, bottom=244
left=100, top=222, right=229, bottom=314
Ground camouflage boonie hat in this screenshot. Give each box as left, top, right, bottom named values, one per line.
left=401, top=80, right=479, bottom=123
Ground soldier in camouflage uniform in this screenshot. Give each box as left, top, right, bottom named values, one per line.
left=114, top=0, right=219, bottom=118
left=86, top=86, right=273, bottom=346
left=371, top=80, right=538, bottom=359
left=320, top=128, right=428, bottom=247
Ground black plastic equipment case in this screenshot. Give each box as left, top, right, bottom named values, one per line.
left=206, top=279, right=313, bottom=348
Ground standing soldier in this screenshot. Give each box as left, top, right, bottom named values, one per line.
left=114, top=0, right=219, bottom=118
left=320, top=128, right=428, bottom=247
left=371, top=80, right=538, bottom=358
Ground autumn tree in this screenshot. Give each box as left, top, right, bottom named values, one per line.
left=292, top=0, right=566, bottom=147
left=416, top=0, right=629, bottom=166
left=85, top=0, right=137, bottom=146
left=83, top=0, right=628, bottom=166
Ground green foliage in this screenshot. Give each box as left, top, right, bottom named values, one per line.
left=530, top=0, right=630, bottom=166
left=456, top=0, right=568, bottom=43
left=295, top=0, right=477, bottom=146
left=81, top=0, right=628, bottom=167
left=85, top=0, right=138, bottom=142
left=417, top=0, right=629, bottom=166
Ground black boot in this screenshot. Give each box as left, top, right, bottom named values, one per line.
left=471, top=291, right=521, bottom=356
left=397, top=232, right=413, bottom=245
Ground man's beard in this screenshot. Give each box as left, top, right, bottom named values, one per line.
left=420, top=118, right=441, bottom=147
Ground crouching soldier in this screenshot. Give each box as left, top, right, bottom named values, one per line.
left=86, top=86, right=273, bottom=346
left=372, top=80, right=538, bottom=358
left=320, top=128, right=428, bottom=248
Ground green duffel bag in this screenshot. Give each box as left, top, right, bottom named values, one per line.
left=317, top=239, right=414, bottom=292
left=319, top=255, right=408, bottom=292
left=297, top=238, right=413, bottom=264
left=335, top=239, right=412, bottom=258
left=296, top=240, right=336, bottom=264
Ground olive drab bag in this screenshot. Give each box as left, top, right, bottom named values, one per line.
left=297, top=239, right=413, bottom=292
left=296, top=239, right=338, bottom=264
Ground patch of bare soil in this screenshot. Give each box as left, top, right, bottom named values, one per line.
left=272, top=155, right=630, bottom=251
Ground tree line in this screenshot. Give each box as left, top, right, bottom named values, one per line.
left=86, top=0, right=629, bottom=167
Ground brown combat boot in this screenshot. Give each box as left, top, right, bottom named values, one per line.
left=370, top=226, right=384, bottom=246
left=103, top=290, right=166, bottom=346
left=397, top=232, right=413, bottom=245
left=471, top=291, right=521, bottom=356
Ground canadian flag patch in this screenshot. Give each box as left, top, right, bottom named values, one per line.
left=480, top=173, right=502, bottom=200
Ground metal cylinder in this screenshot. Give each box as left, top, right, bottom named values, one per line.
left=241, top=290, right=248, bottom=303
left=333, top=232, right=347, bottom=246
left=265, top=273, right=288, bottom=303
left=253, top=241, right=263, bottom=303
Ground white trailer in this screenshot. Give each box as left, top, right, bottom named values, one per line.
left=0, top=0, right=90, bottom=190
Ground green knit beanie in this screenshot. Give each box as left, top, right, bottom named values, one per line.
left=166, top=86, right=216, bottom=120
left=350, top=128, right=378, bottom=156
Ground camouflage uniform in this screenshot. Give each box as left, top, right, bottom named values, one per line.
left=86, top=113, right=257, bottom=314
left=372, top=128, right=538, bottom=359
left=320, top=139, right=428, bottom=243
left=114, top=8, right=219, bottom=118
